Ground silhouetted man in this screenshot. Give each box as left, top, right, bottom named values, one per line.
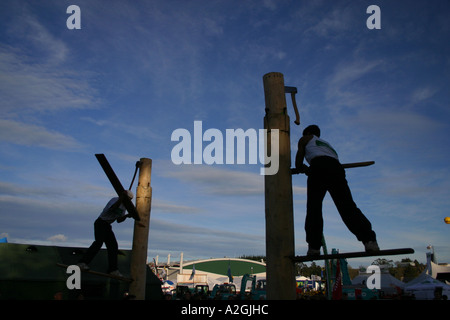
left=78, top=190, right=133, bottom=276
left=293, top=125, right=379, bottom=255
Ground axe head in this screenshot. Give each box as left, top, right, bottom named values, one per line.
left=284, top=86, right=298, bottom=94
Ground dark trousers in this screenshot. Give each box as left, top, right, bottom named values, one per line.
left=305, top=156, right=376, bottom=249
left=79, top=218, right=119, bottom=272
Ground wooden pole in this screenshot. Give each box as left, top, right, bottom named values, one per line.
left=263, top=72, right=296, bottom=300
left=129, top=158, right=152, bottom=300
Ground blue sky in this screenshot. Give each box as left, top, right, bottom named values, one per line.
left=0, top=0, right=449, bottom=268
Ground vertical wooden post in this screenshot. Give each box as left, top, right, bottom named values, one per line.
left=180, top=252, right=184, bottom=275
left=263, top=72, right=296, bottom=300
left=129, top=158, right=152, bottom=300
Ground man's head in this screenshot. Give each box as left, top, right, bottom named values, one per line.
left=126, top=190, right=134, bottom=199
left=303, top=125, right=320, bottom=137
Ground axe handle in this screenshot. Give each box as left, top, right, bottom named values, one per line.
left=290, top=93, right=300, bottom=125
left=291, top=161, right=375, bottom=175
left=341, top=161, right=375, bottom=168
left=128, top=161, right=141, bottom=190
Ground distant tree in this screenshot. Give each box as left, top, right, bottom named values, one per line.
left=295, top=262, right=323, bottom=278
left=372, top=258, right=394, bottom=268
left=347, top=265, right=359, bottom=279
left=390, top=258, right=426, bottom=282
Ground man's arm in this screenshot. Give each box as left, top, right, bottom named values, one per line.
left=116, top=190, right=134, bottom=222
left=108, top=198, right=122, bottom=212
left=294, top=135, right=313, bottom=174
left=117, top=214, right=131, bottom=223
left=111, top=191, right=133, bottom=223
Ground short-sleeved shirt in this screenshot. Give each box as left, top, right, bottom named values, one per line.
left=98, top=197, right=126, bottom=224
left=304, top=135, right=339, bottom=164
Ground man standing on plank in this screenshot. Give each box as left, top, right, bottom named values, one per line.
left=293, top=125, right=379, bottom=256
left=78, top=190, right=134, bottom=277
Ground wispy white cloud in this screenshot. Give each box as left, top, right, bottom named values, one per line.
left=152, top=199, right=200, bottom=214
left=374, top=165, right=450, bottom=208
left=410, top=86, right=438, bottom=103
left=0, top=10, right=100, bottom=156
left=0, top=174, right=112, bottom=209
left=81, top=117, right=163, bottom=141
left=148, top=218, right=265, bottom=259
left=160, top=163, right=306, bottom=197
left=0, top=6, right=99, bottom=117
left=341, top=107, right=445, bottom=159
left=305, top=4, right=354, bottom=38
left=0, top=180, right=66, bottom=198
left=0, top=45, right=99, bottom=115
left=161, top=164, right=263, bottom=196
left=262, top=0, right=278, bottom=11
left=0, top=119, right=84, bottom=150
left=47, top=234, right=67, bottom=242
left=325, top=58, right=386, bottom=109
left=18, top=14, right=68, bottom=64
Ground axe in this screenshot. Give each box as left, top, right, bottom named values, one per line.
left=285, top=86, right=300, bottom=126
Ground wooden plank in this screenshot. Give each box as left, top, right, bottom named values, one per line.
left=291, top=248, right=414, bottom=263
left=95, top=154, right=140, bottom=221
left=56, top=263, right=133, bottom=282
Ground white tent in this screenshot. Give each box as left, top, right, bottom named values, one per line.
left=429, top=261, right=450, bottom=283
left=404, top=273, right=450, bottom=300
